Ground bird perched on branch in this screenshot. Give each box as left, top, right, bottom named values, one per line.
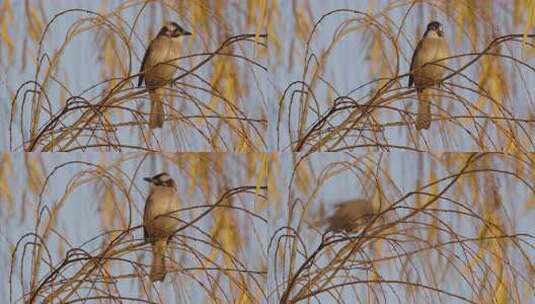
left=408, top=21, right=449, bottom=130
left=138, top=22, right=191, bottom=129
left=316, top=199, right=376, bottom=233
left=143, top=173, right=180, bottom=282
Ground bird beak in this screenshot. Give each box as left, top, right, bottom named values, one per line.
left=143, top=177, right=152, bottom=182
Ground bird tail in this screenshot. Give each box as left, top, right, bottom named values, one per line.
left=416, top=89, right=432, bottom=130
left=149, top=239, right=167, bottom=282
left=148, top=89, right=165, bottom=129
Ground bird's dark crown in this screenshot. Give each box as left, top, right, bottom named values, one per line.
left=158, top=22, right=191, bottom=38
left=424, top=21, right=444, bottom=37
left=144, top=172, right=176, bottom=187
left=426, top=21, right=442, bottom=31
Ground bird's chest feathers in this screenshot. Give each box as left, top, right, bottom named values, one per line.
left=415, top=37, right=448, bottom=67
left=147, top=187, right=179, bottom=218
left=146, top=37, right=181, bottom=69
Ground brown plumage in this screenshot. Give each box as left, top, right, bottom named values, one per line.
left=143, top=173, right=180, bottom=282
left=320, top=199, right=376, bottom=233
left=138, top=22, right=191, bottom=129
left=408, top=21, right=449, bottom=130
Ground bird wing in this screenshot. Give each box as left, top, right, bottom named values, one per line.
left=408, top=38, right=424, bottom=88
left=137, top=40, right=153, bottom=87
left=143, top=192, right=153, bottom=240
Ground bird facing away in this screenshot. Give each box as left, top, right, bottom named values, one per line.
left=143, top=173, right=180, bottom=282
left=138, top=22, right=192, bottom=129
left=408, top=21, right=449, bottom=130
left=319, top=199, right=376, bottom=233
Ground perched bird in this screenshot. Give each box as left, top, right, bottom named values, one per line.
left=408, top=21, right=449, bottom=130
left=317, top=199, right=376, bottom=233
left=143, top=173, right=180, bottom=282
left=138, top=22, right=192, bottom=129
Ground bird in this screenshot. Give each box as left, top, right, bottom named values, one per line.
left=142, top=172, right=181, bottom=282
left=137, top=22, right=192, bottom=129
left=408, top=21, right=449, bottom=130
left=317, top=199, right=376, bottom=233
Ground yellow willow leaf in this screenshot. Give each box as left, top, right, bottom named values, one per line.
left=238, top=291, right=251, bottom=304
left=492, top=252, right=507, bottom=304
left=224, top=69, right=237, bottom=103
left=246, top=153, right=256, bottom=181
left=454, top=1, right=478, bottom=46
left=103, top=36, right=121, bottom=80
left=505, top=136, right=518, bottom=154
left=200, top=155, right=210, bottom=196
left=514, top=0, right=523, bottom=26
left=464, top=246, right=484, bottom=278
left=415, top=154, right=425, bottom=208
left=212, top=153, right=223, bottom=175
left=485, top=54, right=508, bottom=107
left=27, top=6, right=44, bottom=43
left=0, top=14, right=15, bottom=63
left=369, top=35, right=382, bottom=76
left=188, top=159, right=197, bottom=197
left=469, top=168, right=480, bottom=209
left=0, top=152, right=14, bottom=208
left=204, top=59, right=225, bottom=123
left=427, top=167, right=439, bottom=240
left=477, top=221, right=489, bottom=241
left=294, top=7, right=312, bottom=42
left=246, top=0, right=255, bottom=26
left=191, top=1, right=209, bottom=33
left=207, top=210, right=238, bottom=266
left=295, top=161, right=311, bottom=195
left=221, top=222, right=238, bottom=266
left=253, top=0, right=267, bottom=56
left=25, top=155, right=44, bottom=196
left=495, top=281, right=508, bottom=304
left=100, top=186, right=115, bottom=228
left=267, top=3, right=283, bottom=62
left=236, top=137, right=251, bottom=153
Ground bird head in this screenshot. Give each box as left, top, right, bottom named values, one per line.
left=144, top=172, right=176, bottom=188
left=158, top=22, right=192, bottom=38
left=425, top=21, right=444, bottom=37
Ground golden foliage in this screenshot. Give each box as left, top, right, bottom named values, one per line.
left=0, top=152, right=14, bottom=210
left=0, top=0, right=15, bottom=65
left=24, top=154, right=44, bottom=196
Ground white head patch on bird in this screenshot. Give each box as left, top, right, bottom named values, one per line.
left=158, top=22, right=192, bottom=38
left=144, top=173, right=176, bottom=188
left=425, top=21, right=444, bottom=37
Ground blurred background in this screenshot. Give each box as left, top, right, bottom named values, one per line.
left=268, top=152, right=535, bottom=303
left=1, top=0, right=268, bottom=151
left=1, top=152, right=268, bottom=303
left=269, top=0, right=535, bottom=151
